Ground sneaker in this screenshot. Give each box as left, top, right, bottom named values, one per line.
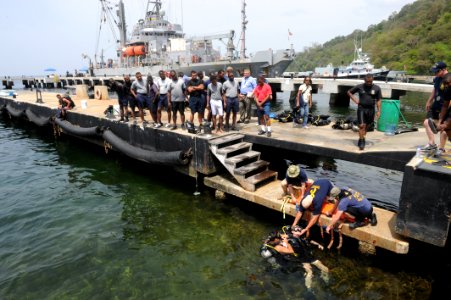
left=119, top=117, right=125, bottom=122
left=154, top=123, right=162, bottom=128
left=349, top=221, right=365, bottom=230
left=370, top=213, right=377, bottom=226
left=244, top=120, right=250, bottom=124
left=231, top=126, right=238, bottom=131
left=302, top=125, right=309, bottom=129
left=165, top=123, right=172, bottom=128
left=125, top=117, right=129, bottom=122
left=237, top=120, right=243, bottom=124
left=435, top=148, right=446, bottom=157
left=258, top=130, right=266, bottom=135
left=421, top=143, right=437, bottom=151
left=171, top=125, right=177, bottom=130
left=181, top=124, right=186, bottom=130
left=143, top=120, right=149, bottom=125
left=266, top=131, right=272, bottom=137
left=428, top=118, right=438, bottom=134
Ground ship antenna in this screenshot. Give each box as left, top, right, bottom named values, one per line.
left=239, top=0, right=247, bottom=59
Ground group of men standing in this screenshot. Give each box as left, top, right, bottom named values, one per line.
left=109, top=68, right=273, bottom=135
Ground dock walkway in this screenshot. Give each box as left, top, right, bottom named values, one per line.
left=2, top=90, right=450, bottom=253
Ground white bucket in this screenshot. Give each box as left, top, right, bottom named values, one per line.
left=113, top=104, right=120, bottom=116
left=81, top=100, right=88, bottom=109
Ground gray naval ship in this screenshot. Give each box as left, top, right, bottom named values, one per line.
left=93, top=0, right=295, bottom=77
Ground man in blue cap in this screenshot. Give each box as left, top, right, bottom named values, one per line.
left=421, top=61, right=448, bottom=155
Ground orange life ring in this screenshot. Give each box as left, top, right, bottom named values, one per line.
left=95, top=89, right=102, bottom=100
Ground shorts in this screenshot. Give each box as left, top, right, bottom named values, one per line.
left=118, top=95, right=129, bottom=107
left=257, top=102, right=270, bottom=118
left=210, top=99, right=223, bottom=116
left=189, top=96, right=205, bottom=114
left=426, top=107, right=441, bottom=120
left=158, top=94, right=168, bottom=110
left=226, top=97, right=239, bottom=114
left=172, top=101, right=185, bottom=115
left=357, top=106, right=375, bottom=125
left=135, top=94, right=147, bottom=109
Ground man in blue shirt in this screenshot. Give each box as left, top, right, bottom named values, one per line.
left=325, top=186, right=377, bottom=231
left=292, top=179, right=340, bottom=236
left=238, top=69, right=257, bottom=124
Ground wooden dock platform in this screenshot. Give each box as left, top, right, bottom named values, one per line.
left=204, top=174, right=409, bottom=254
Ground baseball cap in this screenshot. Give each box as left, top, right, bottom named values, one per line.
left=431, top=61, right=447, bottom=73
left=330, top=186, right=341, bottom=198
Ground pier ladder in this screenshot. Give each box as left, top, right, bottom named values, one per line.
left=209, top=133, right=277, bottom=192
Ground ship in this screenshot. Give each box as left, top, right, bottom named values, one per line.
left=313, top=39, right=390, bottom=80
left=92, top=0, right=295, bottom=78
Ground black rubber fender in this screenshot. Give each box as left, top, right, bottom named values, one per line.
left=102, top=129, right=191, bottom=166
left=53, top=118, right=102, bottom=137
left=25, top=108, right=50, bottom=126
left=5, top=103, right=24, bottom=118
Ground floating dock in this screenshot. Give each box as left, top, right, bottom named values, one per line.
left=1, top=90, right=450, bottom=254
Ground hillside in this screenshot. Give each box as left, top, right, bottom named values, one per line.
left=287, top=0, right=451, bottom=75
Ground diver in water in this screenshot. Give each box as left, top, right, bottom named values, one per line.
left=260, top=226, right=329, bottom=289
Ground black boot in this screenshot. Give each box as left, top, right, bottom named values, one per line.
left=370, top=213, right=377, bottom=226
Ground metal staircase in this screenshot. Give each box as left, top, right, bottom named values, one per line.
left=209, top=133, right=278, bottom=192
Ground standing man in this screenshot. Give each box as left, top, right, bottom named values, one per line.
left=222, top=71, right=240, bottom=131
left=109, top=76, right=132, bottom=122
left=206, top=75, right=224, bottom=133
left=421, top=62, right=448, bottom=155
left=130, top=72, right=148, bottom=124
left=347, top=74, right=382, bottom=150
left=147, top=75, right=159, bottom=126
left=253, top=75, right=272, bottom=137
left=295, top=77, right=313, bottom=129
left=168, top=70, right=186, bottom=130
left=156, top=70, right=172, bottom=128
left=238, top=68, right=257, bottom=124
left=186, top=70, right=205, bottom=129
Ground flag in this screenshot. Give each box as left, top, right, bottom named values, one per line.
left=288, top=29, right=293, bottom=40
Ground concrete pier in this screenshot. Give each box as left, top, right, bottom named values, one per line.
left=1, top=90, right=449, bottom=253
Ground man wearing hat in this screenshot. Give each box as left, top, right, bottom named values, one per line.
left=421, top=61, right=448, bottom=155
left=325, top=186, right=377, bottom=232
left=291, top=179, right=340, bottom=236
left=281, top=164, right=311, bottom=204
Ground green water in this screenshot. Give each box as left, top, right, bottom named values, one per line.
left=0, top=93, right=445, bottom=299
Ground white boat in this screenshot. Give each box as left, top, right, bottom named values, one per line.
left=92, top=0, right=295, bottom=77
left=314, top=39, right=389, bottom=80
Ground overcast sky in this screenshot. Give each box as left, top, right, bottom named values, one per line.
left=0, top=0, right=415, bottom=76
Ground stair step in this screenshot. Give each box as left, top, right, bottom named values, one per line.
left=216, top=142, right=252, bottom=157
left=245, top=170, right=278, bottom=185
left=234, top=160, right=270, bottom=177
left=225, top=151, right=260, bottom=168
left=209, top=134, right=245, bottom=148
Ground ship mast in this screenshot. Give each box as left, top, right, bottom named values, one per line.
left=239, top=0, right=247, bottom=59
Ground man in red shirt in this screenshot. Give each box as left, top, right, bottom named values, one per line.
left=253, top=75, right=272, bottom=137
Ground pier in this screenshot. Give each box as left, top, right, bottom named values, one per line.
left=6, top=75, right=434, bottom=106
left=0, top=89, right=449, bottom=254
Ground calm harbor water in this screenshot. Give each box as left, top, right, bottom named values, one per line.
left=1, top=87, right=449, bottom=299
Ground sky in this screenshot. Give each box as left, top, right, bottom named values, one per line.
left=0, top=0, right=416, bottom=77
